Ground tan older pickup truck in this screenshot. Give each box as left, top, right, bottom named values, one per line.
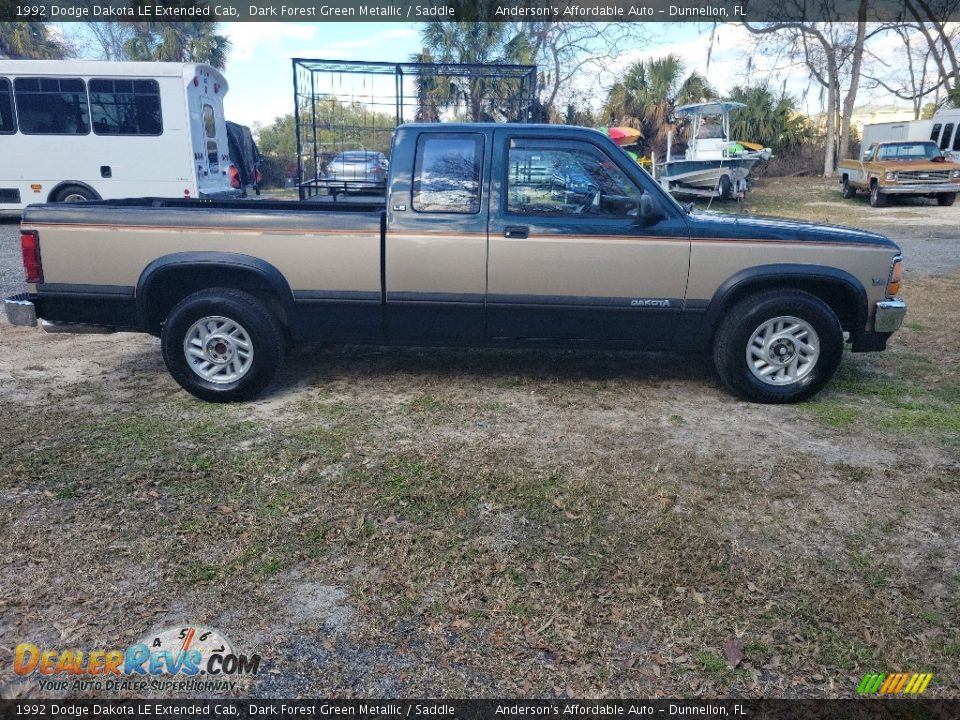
left=5, top=123, right=906, bottom=404
left=838, top=140, right=960, bottom=207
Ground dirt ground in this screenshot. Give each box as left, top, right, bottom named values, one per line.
left=1, top=281, right=958, bottom=699
left=0, top=180, right=958, bottom=698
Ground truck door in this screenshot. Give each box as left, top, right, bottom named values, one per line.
left=486, top=131, right=691, bottom=345
left=384, top=130, right=490, bottom=343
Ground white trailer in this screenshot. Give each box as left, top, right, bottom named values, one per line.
left=0, top=60, right=239, bottom=216
left=861, top=108, right=960, bottom=163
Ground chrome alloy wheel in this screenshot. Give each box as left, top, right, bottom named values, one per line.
left=746, top=315, right=820, bottom=386
left=183, top=316, right=254, bottom=384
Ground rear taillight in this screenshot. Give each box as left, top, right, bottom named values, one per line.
left=228, top=165, right=241, bottom=189
left=21, top=230, right=43, bottom=284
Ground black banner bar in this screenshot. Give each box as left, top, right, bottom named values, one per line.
left=1, top=700, right=959, bottom=720
left=0, top=0, right=950, bottom=23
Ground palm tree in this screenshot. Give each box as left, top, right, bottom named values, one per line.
left=419, top=16, right=533, bottom=122
left=0, top=22, right=67, bottom=59
left=124, top=23, right=230, bottom=69
left=726, top=84, right=811, bottom=154
left=604, top=54, right=717, bottom=158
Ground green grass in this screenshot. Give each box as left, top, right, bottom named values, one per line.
left=696, top=651, right=729, bottom=677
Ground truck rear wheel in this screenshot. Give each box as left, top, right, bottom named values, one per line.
left=161, top=288, right=284, bottom=402
left=841, top=176, right=856, bottom=199
left=869, top=182, right=888, bottom=208
left=713, top=290, right=843, bottom=404
left=937, top=192, right=956, bottom=206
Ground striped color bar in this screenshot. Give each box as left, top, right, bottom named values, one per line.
left=857, top=673, right=933, bottom=694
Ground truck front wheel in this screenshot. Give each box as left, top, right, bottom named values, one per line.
left=160, top=288, right=285, bottom=402
left=869, top=182, right=888, bottom=208
left=713, top=290, right=843, bottom=403
left=937, top=192, right=956, bottom=206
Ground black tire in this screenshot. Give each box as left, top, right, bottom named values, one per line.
left=52, top=184, right=98, bottom=203
left=160, top=288, right=284, bottom=403
left=713, top=290, right=843, bottom=404
left=937, top=192, right=956, bottom=206
left=869, top=182, right=887, bottom=208
left=718, top=174, right=733, bottom=200
left=841, top=176, right=856, bottom=199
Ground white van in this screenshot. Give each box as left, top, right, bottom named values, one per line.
left=0, top=60, right=239, bottom=216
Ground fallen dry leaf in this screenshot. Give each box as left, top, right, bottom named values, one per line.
left=722, top=636, right=744, bottom=667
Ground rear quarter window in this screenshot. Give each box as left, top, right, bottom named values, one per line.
left=412, top=134, right=483, bottom=214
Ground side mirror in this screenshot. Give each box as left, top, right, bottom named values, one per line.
left=638, top=193, right=666, bottom=224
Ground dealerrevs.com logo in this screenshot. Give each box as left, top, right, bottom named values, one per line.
left=13, top=625, right=260, bottom=693
left=856, top=673, right=934, bottom=695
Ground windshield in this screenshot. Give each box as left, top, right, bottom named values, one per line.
left=876, top=142, right=941, bottom=161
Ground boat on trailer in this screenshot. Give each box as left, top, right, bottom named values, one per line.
left=656, top=101, right=772, bottom=199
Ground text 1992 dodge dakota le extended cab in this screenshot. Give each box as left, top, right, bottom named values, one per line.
left=4, top=124, right=907, bottom=404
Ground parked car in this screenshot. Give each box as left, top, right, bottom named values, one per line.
left=322, top=151, right=388, bottom=193
left=5, top=123, right=906, bottom=405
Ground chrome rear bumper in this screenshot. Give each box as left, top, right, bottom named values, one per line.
left=3, top=294, right=37, bottom=327
left=4, top=294, right=114, bottom=333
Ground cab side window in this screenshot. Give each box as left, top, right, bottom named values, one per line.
left=506, top=142, right=642, bottom=218
left=0, top=78, right=15, bottom=134
left=412, top=134, right=483, bottom=214
left=14, top=77, right=89, bottom=135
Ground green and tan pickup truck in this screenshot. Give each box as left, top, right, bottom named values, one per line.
left=5, top=123, right=907, bottom=404
left=838, top=140, right=960, bottom=207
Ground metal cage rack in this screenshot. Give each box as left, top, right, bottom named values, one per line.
left=292, top=58, right=537, bottom=200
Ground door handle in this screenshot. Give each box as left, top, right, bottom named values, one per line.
left=504, top=226, right=529, bottom=239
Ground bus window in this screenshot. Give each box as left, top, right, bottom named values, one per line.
left=954, top=126, right=960, bottom=152
left=14, top=77, right=89, bottom=135
left=203, top=103, right=215, bottom=138
left=89, top=78, right=162, bottom=135
left=940, top=123, right=954, bottom=151
left=930, top=123, right=942, bottom=143
left=0, top=78, right=15, bottom=133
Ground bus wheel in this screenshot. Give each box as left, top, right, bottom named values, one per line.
left=53, top=185, right=98, bottom=203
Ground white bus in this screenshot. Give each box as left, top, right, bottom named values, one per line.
left=0, top=60, right=240, bottom=216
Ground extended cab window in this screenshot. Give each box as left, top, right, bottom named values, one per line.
left=412, top=134, right=482, bottom=214
left=0, top=78, right=14, bottom=133
left=507, top=142, right=642, bottom=217
left=89, top=78, right=162, bottom=136
left=14, top=77, right=89, bottom=135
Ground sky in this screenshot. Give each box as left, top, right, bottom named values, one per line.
left=65, top=21, right=911, bottom=129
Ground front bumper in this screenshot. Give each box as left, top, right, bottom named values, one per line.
left=874, top=298, right=907, bottom=333
left=878, top=183, right=960, bottom=195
